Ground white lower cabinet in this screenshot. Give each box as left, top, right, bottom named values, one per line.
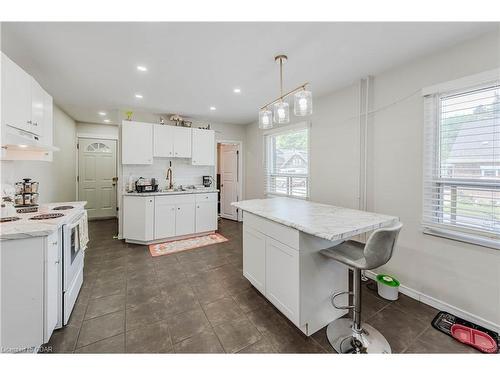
left=123, top=196, right=154, bottom=241
left=154, top=197, right=176, bottom=239
left=175, top=203, right=195, bottom=236
left=44, top=231, right=60, bottom=343
left=0, top=229, right=62, bottom=351
left=241, top=212, right=349, bottom=336
left=124, top=193, right=218, bottom=243
left=242, top=227, right=266, bottom=294
left=265, top=238, right=300, bottom=325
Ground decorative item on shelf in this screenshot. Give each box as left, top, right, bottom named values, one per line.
left=259, top=54, right=313, bottom=129
left=170, top=114, right=184, bottom=126
left=159, top=116, right=166, bottom=125
left=125, top=111, right=133, bottom=121
left=182, top=120, right=192, bottom=128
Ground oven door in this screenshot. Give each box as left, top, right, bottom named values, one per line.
left=63, top=214, right=85, bottom=325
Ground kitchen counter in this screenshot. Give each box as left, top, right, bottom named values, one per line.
left=123, top=188, right=219, bottom=197
left=0, top=201, right=87, bottom=240
left=232, top=197, right=398, bottom=242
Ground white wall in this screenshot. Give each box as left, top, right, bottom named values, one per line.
left=76, top=122, right=119, bottom=139
left=1, top=105, right=77, bottom=203
left=245, top=30, right=500, bottom=329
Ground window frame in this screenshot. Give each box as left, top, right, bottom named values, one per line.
left=263, top=122, right=311, bottom=200
left=422, top=70, right=500, bottom=250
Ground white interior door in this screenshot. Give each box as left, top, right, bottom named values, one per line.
left=78, top=138, right=117, bottom=219
left=220, top=144, right=239, bottom=221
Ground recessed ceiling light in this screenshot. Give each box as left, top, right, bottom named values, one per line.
left=137, top=66, right=147, bottom=72
left=210, top=106, right=216, bottom=111
left=98, top=111, right=106, bottom=116
left=18, top=144, right=28, bottom=148
left=135, top=94, right=143, bottom=99
left=104, top=119, right=111, bottom=123
left=233, top=88, right=241, bottom=94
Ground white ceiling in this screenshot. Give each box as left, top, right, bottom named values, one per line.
left=1, top=22, right=495, bottom=125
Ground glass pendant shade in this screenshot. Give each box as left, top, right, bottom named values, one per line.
left=294, top=90, right=313, bottom=116
left=273, top=101, right=290, bottom=124
left=259, top=108, right=273, bottom=129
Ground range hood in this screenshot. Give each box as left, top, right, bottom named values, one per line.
left=1, top=126, right=59, bottom=152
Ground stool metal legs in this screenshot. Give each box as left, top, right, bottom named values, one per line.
left=326, top=268, right=392, bottom=354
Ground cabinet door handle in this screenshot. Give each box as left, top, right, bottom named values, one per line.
left=178, top=207, right=181, bottom=210
left=33, top=122, right=38, bottom=126
left=55, top=260, right=60, bottom=264
left=27, top=120, right=32, bottom=124
left=197, top=205, right=199, bottom=208
left=52, top=242, right=58, bottom=246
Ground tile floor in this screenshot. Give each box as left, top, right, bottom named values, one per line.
left=44, top=218, right=478, bottom=354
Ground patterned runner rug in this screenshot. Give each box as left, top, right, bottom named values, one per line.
left=149, top=233, right=228, bottom=257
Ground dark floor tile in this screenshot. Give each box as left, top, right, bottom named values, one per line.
left=174, top=329, right=224, bottom=353
left=213, top=317, right=262, bottom=353
left=76, top=310, right=125, bottom=348
left=125, top=294, right=169, bottom=331
left=367, top=304, right=429, bottom=353
left=405, top=326, right=478, bottom=354
left=203, top=297, right=245, bottom=327
left=126, top=285, right=160, bottom=309
left=66, top=298, right=88, bottom=328
left=237, top=337, right=278, bottom=353
left=45, top=326, right=80, bottom=353
left=310, top=326, right=336, bottom=353
left=232, top=287, right=269, bottom=313
left=162, top=283, right=200, bottom=316
left=246, top=305, right=290, bottom=336
left=126, top=321, right=173, bottom=353
left=90, top=278, right=126, bottom=299
left=85, top=294, right=125, bottom=320
left=167, top=307, right=212, bottom=343
left=392, top=294, right=439, bottom=324
left=192, top=280, right=230, bottom=305
left=75, top=334, right=125, bottom=353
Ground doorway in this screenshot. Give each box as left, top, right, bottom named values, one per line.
left=217, top=141, right=243, bottom=221
left=77, top=138, right=117, bottom=219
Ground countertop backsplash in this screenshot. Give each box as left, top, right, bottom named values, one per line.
left=122, top=158, right=214, bottom=192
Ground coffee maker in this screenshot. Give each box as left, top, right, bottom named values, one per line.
left=203, top=176, right=212, bottom=188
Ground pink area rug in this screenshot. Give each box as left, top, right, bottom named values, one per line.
left=149, top=233, right=228, bottom=257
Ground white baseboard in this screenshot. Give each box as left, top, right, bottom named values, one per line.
left=364, top=270, right=499, bottom=334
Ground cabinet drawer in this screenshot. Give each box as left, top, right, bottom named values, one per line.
left=156, top=194, right=195, bottom=205
left=195, top=193, right=217, bottom=203
left=243, top=212, right=299, bottom=250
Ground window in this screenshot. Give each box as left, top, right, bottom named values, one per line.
left=423, top=78, right=500, bottom=246
left=86, top=142, right=111, bottom=153
left=264, top=124, right=309, bottom=198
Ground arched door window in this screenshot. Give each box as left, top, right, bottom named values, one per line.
left=86, top=142, right=111, bottom=153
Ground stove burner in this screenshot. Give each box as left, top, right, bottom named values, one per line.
left=0, top=217, right=21, bottom=223
left=29, top=213, right=65, bottom=220
left=53, top=205, right=74, bottom=211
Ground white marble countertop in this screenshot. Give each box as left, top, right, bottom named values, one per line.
left=0, top=201, right=87, bottom=240
left=232, top=197, right=399, bottom=242
left=123, top=188, right=219, bottom=196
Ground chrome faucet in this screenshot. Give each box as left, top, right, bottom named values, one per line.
left=166, top=161, right=173, bottom=190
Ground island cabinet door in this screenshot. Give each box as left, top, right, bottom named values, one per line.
left=242, top=227, right=266, bottom=294
left=265, top=238, right=300, bottom=325
left=154, top=198, right=176, bottom=239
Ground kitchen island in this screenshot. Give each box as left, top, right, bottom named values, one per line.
left=231, top=197, right=399, bottom=336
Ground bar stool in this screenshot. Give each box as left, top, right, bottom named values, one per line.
left=320, top=222, right=403, bottom=354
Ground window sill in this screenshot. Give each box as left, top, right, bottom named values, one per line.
left=422, top=226, right=500, bottom=250
left=265, top=192, right=309, bottom=200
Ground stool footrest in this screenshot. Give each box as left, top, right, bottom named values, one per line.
left=331, top=291, right=354, bottom=310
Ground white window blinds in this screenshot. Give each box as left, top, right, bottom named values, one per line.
left=264, top=125, right=309, bottom=198
left=423, top=81, right=500, bottom=241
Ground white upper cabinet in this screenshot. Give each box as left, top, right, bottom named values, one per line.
left=153, top=125, right=192, bottom=158
left=30, top=80, right=45, bottom=136
left=192, top=128, right=215, bottom=166
left=1, top=52, right=32, bottom=133
left=172, top=127, right=192, bottom=158
left=153, top=124, right=174, bottom=157
left=122, top=121, right=153, bottom=164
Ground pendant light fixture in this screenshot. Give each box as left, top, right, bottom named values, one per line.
left=259, top=55, right=313, bottom=129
